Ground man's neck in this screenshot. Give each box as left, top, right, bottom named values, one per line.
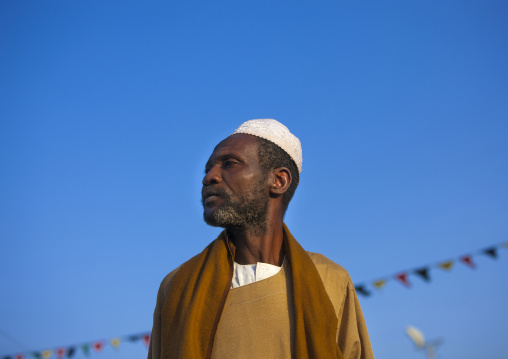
left=227, top=218, right=285, bottom=266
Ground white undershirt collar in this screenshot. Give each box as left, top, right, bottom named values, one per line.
left=231, top=257, right=285, bottom=289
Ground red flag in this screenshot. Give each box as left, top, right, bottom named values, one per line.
left=16, top=354, right=24, bottom=359
left=142, top=334, right=151, bottom=348
left=92, top=341, right=104, bottom=352
left=460, top=255, right=475, bottom=268
left=395, top=272, right=411, bottom=287
left=56, top=348, right=66, bottom=359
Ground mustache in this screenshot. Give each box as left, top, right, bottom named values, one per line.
left=201, top=187, right=229, bottom=201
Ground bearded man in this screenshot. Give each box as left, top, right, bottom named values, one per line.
left=148, top=119, right=374, bottom=359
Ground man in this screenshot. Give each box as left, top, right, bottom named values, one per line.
left=148, top=119, right=374, bottom=359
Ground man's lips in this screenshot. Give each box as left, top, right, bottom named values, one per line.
left=203, top=195, right=220, bottom=205
left=202, top=189, right=225, bottom=205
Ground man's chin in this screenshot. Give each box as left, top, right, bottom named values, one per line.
left=203, top=210, right=225, bottom=228
left=203, top=207, right=242, bottom=228
left=203, top=217, right=224, bottom=228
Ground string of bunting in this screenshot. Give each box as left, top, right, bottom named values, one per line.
left=1, top=333, right=150, bottom=359
left=2, top=242, right=506, bottom=358
left=354, top=242, right=508, bottom=297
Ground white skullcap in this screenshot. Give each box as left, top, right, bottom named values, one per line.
left=232, top=119, right=302, bottom=173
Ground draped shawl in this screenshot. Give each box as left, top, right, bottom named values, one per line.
left=160, top=224, right=343, bottom=359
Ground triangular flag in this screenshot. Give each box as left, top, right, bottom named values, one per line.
left=31, top=353, right=41, bottom=358
left=55, top=348, right=65, bottom=359
left=41, top=351, right=52, bottom=359
left=66, top=347, right=75, bottom=358
left=414, top=268, right=430, bottom=282
left=395, top=272, right=411, bottom=287
left=81, top=345, right=89, bottom=357
left=373, top=280, right=387, bottom=289
left=127, top=335, right=140, bottom=342
left=484, top=247, right=498, bottom=259
left=504, top=242, right=508, bottom=248
left=438, top=261, right=454, bottom=271
left=460, top=255, right=475, bottom=269
left=142, top=334, right=151, bottom=348
left=16, top=354, right=24, bottom=359
left=110, top=338, right=121, bottom=348
left=92, top=341, right=104, bottom=353
left=354, top=285, right=371, bottom=297
left=4, top=356, right=12, bottom=359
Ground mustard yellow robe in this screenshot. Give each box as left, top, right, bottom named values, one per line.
left=149, top=248, right=374, bottom=359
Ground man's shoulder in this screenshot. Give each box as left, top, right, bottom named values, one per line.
left=306, top=251, right=348, bottom=273
left=160, top=265, right=181, bottom=288
left=156, top=265, right=181, bottom=301
left=157, top=236, right=222, bottom=297
left=306, top=251, right=353, bottom=288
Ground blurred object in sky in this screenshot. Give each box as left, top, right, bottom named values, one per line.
left=406, top=326, right=425, bottom=348
left=405, top=326, right=444, bottom=359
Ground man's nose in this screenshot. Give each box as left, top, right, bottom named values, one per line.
left=202, top=166, right=221, bottom=185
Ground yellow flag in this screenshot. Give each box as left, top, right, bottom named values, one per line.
left=42, top=350, right=53, bottom=359
left=373, top=280, right=387, bottom=289
left=111, top=338, right=121, bottom=348
left=438, top=261, right=454, bottom=270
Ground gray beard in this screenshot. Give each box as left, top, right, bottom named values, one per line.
left=202, top=188, right=268, bottom=235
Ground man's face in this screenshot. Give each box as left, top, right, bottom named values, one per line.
left=201, top=134, right=269, bottom=229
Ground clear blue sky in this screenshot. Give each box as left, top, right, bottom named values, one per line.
left=1, top=1, right=507, bottom=358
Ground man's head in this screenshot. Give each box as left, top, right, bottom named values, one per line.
left=201, top=119, right=301, bottom=232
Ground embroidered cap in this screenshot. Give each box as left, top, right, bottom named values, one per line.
left=232, top=119, right=302, bottom=173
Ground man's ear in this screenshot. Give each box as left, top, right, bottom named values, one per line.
left=269, top=167, right=292, bottom=195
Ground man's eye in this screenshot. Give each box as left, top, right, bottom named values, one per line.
left=223, top=160, right=237, bottom=167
